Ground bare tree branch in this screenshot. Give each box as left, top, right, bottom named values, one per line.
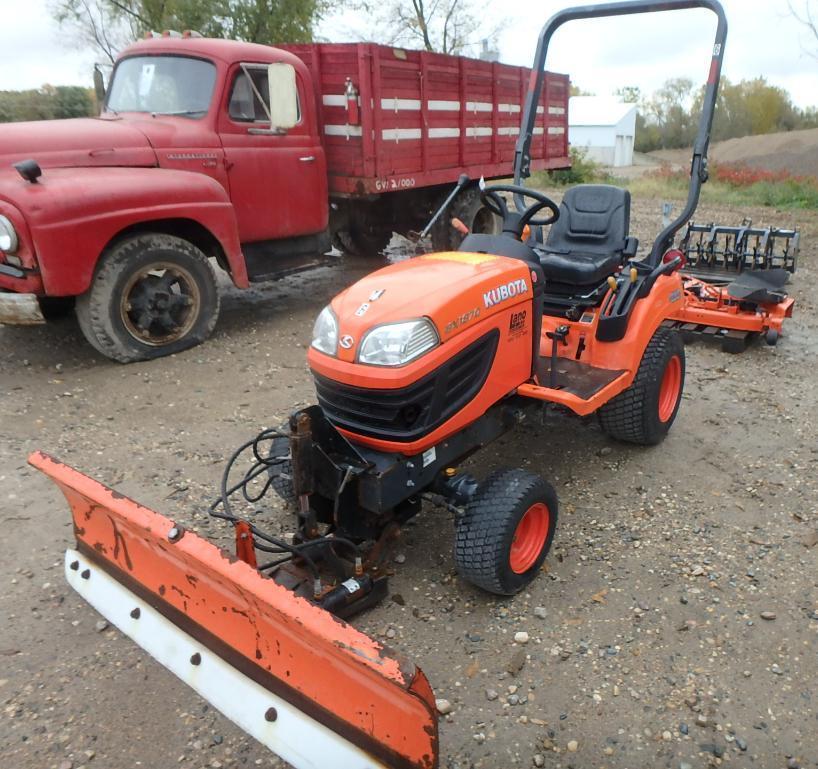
left=789, top=0, right=818, bottom=61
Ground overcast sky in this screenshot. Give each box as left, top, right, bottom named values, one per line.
left=1, top=0, right=816, bottom=108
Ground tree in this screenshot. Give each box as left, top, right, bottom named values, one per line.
left=52, top=0, right=330, bottom=64
left=615, top=85, right=640, bottom=104
left=353, top=0, right=504, bottom=56
left=789, top=1, right=818, bottom=61
left=0, top=86, right=96, bottom=123
left=641, top=77, right=697, bottom=150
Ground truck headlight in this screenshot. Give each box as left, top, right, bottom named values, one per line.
left=311, top=305, right=338, bottom=356
left=0, top=215, right=18, bottom=253
left=358, top=319, right=439, bottom=366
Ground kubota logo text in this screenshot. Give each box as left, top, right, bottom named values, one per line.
left=483, top=278, right=529, bottom=308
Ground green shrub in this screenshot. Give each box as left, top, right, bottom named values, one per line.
left=544, top=147, right=611, bottom=186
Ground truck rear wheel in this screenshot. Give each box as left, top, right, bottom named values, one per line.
left=431, top=184, right=501, bottom=252
left=76, top=234, right=220, bottom=363
left=454, top=469, right=558, bottom=596
left=333, top=226, right=392, bottom=257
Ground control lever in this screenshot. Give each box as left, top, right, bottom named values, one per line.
left=408, top=174, right=470, bottom=250
left=545, top=325, right=569, bottom=389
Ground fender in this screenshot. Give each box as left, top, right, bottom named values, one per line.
left=0, top=166, right=248, bottom=295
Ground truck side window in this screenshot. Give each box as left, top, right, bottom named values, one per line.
left=228, top=64, right=301, bottom=124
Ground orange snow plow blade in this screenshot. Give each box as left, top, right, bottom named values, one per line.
left=30, top=452, right=439, bottom=769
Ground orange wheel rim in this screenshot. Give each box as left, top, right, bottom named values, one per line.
left=510, top=502, right=550, bottom=574
left=658, top=355, right=682, bottom=423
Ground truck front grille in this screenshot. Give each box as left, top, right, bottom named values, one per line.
left=312, top=330, right=499, bottom=443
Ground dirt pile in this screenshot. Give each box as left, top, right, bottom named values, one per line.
left=650, top=127, right=818, bottom=177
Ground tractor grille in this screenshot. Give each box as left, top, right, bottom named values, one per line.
left=313, top=330, right=499, bottom=442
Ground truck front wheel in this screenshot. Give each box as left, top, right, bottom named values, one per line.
left=76, top=234, right=220, bottom=363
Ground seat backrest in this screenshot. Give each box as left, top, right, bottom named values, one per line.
left=545, top=185, right=631, bottom=255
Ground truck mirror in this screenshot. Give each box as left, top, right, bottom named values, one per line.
left=93, top=65, right=106, bottom=105
left=267, top=63, right=298, bottom=130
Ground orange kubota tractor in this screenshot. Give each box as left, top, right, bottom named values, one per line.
left=32, top=2, right=795, bottom=768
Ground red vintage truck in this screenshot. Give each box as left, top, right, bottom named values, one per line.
left=0, top=35, right=569, bottom=362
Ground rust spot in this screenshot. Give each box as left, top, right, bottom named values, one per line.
left=107, top=515, right=133, bottom=571
left=93, top=542, right=108, bottom=554
left=185, top=574, right=199, bottom=586
left=158, top=585, right=166, bottom=596
left=255, top=649, right=262, bottom=660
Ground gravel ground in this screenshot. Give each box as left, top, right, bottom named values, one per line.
left=1, top=193, right=816, bottom=769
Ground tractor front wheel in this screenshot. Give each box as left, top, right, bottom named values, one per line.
left=454, top=469, right=558, bottom=596
left=598, top=328, right=685, bottom=445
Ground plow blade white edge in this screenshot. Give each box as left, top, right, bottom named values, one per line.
left=65, top=549, right=388, bottom=769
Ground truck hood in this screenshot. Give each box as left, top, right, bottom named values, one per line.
left=0, top=117, right=157, bottom=170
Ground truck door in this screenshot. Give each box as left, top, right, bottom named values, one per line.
left=218, top=62, right=327, bottom=244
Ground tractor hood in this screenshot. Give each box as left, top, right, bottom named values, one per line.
left=0, top=117, right=158, bottom=170
left=328, top=251, right=534, bottom=363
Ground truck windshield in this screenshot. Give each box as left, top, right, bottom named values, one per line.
left=106, top=56, right=216, bottom=118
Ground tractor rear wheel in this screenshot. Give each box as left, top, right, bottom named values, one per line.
left=598, top=328, right=685, bottom=445
left=76, top=234, right=219, bottom=363
left=454, top=469, right=558, bottom=596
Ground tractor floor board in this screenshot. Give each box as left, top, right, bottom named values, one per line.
left=535, top=357, right=626, bottom=399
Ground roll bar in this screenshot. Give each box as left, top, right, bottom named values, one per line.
left=514, top=0, right=728, bottom=265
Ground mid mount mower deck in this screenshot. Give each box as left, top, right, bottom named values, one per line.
left=32, top=3, right=796, bottom=768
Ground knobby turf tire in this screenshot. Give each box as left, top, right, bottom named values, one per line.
left=454, top=469, right=558, bottom=596
left=75, top=234, right=219, bottom=363
left=598, top=328, right=685, bottom=445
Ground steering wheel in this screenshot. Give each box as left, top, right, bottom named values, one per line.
left=480, top=184, right=560, bottom=239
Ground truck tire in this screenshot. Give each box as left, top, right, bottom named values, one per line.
left=454, top=469, right=558, bottom=596
left=333, top=226, right=392, bottom=257
left=598, top=328, right=685, bottom=445
left=431, top=184, right=501, bottom=252
left=75, top=234, right=220, bottom=363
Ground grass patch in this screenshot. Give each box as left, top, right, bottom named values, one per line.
left=626, top=164, right=818, bottom=210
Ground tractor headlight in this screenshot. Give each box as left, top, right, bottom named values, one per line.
left=358, top=319, right=439, bottom=367
left=0, top=215, right=18, bottom=253
left=311, top=305, right=338, bottom=356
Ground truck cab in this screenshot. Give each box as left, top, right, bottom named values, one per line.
left=0, top=36, right=329, bottom=362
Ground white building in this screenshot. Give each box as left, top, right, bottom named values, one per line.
left=568, top=97, right=638, bottom=167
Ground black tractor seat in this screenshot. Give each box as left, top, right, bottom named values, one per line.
left=535, top=185, right=638, bottom=289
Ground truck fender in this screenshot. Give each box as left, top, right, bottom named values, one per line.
left=3, top=167, right=249, bottom=295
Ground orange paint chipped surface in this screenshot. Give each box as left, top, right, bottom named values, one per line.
left=29, top=451, right=438, bottom=769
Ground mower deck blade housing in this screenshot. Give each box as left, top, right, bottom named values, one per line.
left=30, top=451, right=438, bottom=769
